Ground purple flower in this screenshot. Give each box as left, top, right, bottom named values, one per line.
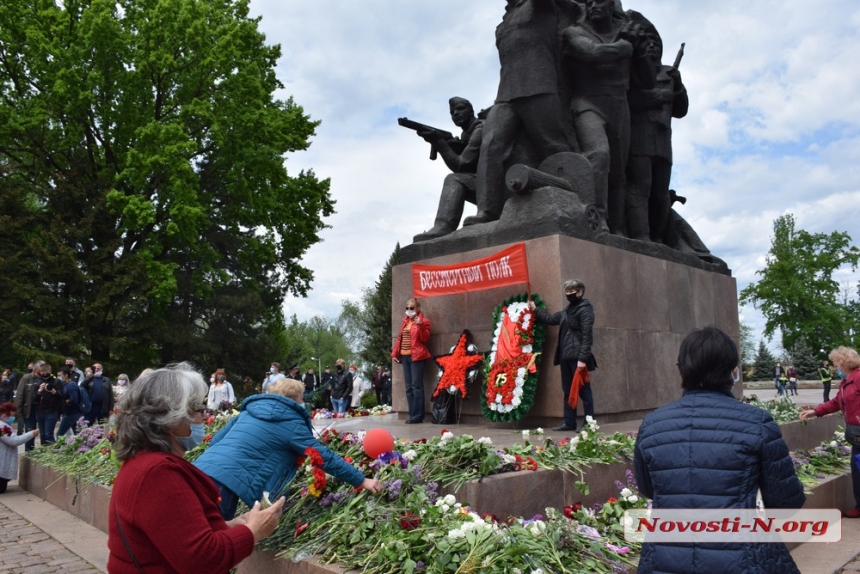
left=614, top=480, right=624, bottom=490
left=424, top=482, right=439, bottom=504
left=414, top=561, right=425, bottom=572
left=383, top=479, right=403, bottom=499
left=605, top=543, right=630, bottom=554
left=412, top=464, right=423, bottom=481
left=816, top=474, right=826, bottom=479
left=625, top=469, right=639, bottom=490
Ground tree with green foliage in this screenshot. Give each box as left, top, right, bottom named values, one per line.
left=787, top=337, right=818, bottom=380
left=751, top=340, right=778, bottom=381
left=739, top=214, right=859, bottom=356
left=739, top=321, right=755, bottom=369
left=0, top=0, right=332, bottom=376
left=360, top=244, right=401, bottom=372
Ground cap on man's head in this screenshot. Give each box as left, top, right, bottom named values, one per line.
left=290, top=364, right=299, bottom=371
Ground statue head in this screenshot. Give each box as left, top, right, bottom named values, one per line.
left=627, top=10, right=662, bottom=63
left=585, top=0, right=617, bottom=23
left=449, top=97, right=475, bottom=128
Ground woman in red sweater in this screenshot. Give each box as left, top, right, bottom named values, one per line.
left=391, top=297, right=432, bottom=423
left=108, top=363, right=284, bottom=573
left=801, top=346, right=860, bottom=518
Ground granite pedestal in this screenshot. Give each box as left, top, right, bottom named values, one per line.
left=392, top=234, right=739, bottom=425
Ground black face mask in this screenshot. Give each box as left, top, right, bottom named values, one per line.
left=336, top=365, right=343, bottom=372
left=566, top=293, right=581, bottom=304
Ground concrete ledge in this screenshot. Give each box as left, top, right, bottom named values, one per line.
left=780, top=415, right=842, bottom=453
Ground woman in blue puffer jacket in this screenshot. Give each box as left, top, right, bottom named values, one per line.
left=195, top=379, right=381, bottom=519
left=634, top=326, right=805, bottom=574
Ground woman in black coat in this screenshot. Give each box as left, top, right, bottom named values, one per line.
left=634, top=327, right=805, bottom=574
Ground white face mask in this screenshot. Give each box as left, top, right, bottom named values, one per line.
left=732, top=368, right=740, bottom=384
left=210, top=377, right=215, bottom=384
left=405, top=310, right=416, bottom=318
left=118, top=379, right=127, bottom=386
left=349, top=369, right=356, bottom=375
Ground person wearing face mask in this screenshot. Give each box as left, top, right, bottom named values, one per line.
left=262, top=362, right=285, bottom=392
left=634, top=327, right=804, bottom=574
left=81, top=362, right=114, bottom=425
left=330, top=359, right=353, bottom=414
left=34, top=363, right=64, bottom=445
left=113, top=373, right=131, bottom=403
left=194, top=378, right=381, bottom=521
left=1, top=402, right=40, bottom=493
left=207, top=369, right=236, bottom=410
left=529, top=279, right=597, bottom=431
left=391, top=298, right=432, bottom=424
left=350, top=365, right=365, bottom=409
left=109, top=363, right=285, bottom=572
left=15, top=360, right=45, bottom=451
left=57, top=366, right=85, bottom=437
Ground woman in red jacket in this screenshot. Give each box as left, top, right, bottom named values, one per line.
left=801, top=346, right=860, bottom=517
left=108, top=363, right=285, bottom=573
left=391, top=298, right=432, bottom=423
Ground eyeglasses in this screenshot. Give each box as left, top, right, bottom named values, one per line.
left=405, top=306, right=416, bottom=310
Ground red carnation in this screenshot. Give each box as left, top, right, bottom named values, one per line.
left=563, top=502, right=582, bottom=519
left=481, top=513, right=499, bottom=523
left=294, top=520, right=309, bottom=538
left=400, top=512, right=422, bottom=530
left=607, top=497, right=618, bottom=503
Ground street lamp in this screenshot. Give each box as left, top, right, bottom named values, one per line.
left=310, top=356, right=322, bottom=377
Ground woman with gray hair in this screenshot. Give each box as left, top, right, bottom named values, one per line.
left=107, top=363, right=284, bottom=573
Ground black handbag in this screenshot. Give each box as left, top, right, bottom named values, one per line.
left=845, top=425, right=860, bottom=447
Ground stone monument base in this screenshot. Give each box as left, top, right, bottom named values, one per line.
left=392, top=233, right=739, bottom=426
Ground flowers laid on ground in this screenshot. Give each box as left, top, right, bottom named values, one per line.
left=311, top=404, right=393, bottom=419
left=483, top=293, right=545, bottom=422
left=262, top=433, right=645, bottom=574
left=790, top=429, right=852, bottom=491
left=745, top=395, right=805, bottom=423
left=432, top=330, right=484, bottom=400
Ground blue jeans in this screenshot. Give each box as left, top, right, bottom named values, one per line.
left=401, top=356, right=426, bottom=422
left=57, top=413, right=82, bottom=438
left=331, top=397, right=348, bottom=414
left=561, top=360, right=594, bottom=429
left=36, top=412, right=59, bottom=445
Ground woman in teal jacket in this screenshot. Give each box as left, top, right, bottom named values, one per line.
left=195, top=379, right=380, bottom=519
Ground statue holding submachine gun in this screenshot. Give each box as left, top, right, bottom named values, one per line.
left=399, top=97, right=484, bottom=242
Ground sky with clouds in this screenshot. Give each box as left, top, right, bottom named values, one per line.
left=248, top=0, right=860, bottom=353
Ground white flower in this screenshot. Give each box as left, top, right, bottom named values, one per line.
left=402, top=449, right=417, bottom=461
left=512, top=397, right=521, bottom=407
left=501, top=454, right=517, bottom=465
left=627, top=495, right=638, bottom=504
left=580, top=430, right=589, bottom=440
left=517, top=367, right=527, bottom=378
left=620, top=488, right=633, bottom=498
left=444, top=494, right=457, bottom=506
left=441, top=504, right=450, bottom=512
left=478, top=436, right=493, bottom=446
left=522, top=344, right=533, bottom=353
left=831, top=441, right=839, bottom=448
left=522, top=430, right=530, bottom=440
left=496, top=394, right=503, bottom=403
left=535, top=427, right=544, bottom=435
left=528, top=521, right=546, bottom=536
left=568, top=436, right=580, bottom=450
left=442, top=431, right=454, bottom=441
left=447, top=527, right=464, bottom=540
left=585, top=415, right=595, bottom=424
left=513, top=387, right=524, bottom=397
left=531, top=569, right=544, bottom=574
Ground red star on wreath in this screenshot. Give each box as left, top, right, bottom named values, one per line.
left=433, top=332, right=484, bottom=400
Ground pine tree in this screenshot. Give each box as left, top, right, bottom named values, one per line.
left=752, top=340, right=778, bottom=381
left=788, top=338, right=818, bottom=380
left=360, top=244, right=401, bottom=370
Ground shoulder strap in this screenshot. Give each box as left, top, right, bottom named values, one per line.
left=115, top=506, right=145, bottom=573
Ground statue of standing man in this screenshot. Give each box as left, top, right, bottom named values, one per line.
left=467, top=0, right=574, bottom=227
left=625, top=12, right=688, bottom=242
left=561, top=0, right=655, bottom=235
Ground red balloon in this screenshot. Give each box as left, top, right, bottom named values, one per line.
left=363, top=428, right=395, bottom=459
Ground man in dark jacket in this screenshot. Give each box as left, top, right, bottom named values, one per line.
left=81, top=362, right=114, bottom=425
left=530, top=279, right=596, bottom=431
left=330, top=359, right=352, bottom=414
left=634, top=327, right=804, bottom=574
left=15, top=360, right=45, bottom=451
left=320, top=366, right=335, bottom=409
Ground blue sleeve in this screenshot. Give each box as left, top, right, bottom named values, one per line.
left=633, top=427, right=654, bottom=500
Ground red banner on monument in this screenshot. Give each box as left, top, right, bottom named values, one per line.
left=412, top=243, right=530, bottom=298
